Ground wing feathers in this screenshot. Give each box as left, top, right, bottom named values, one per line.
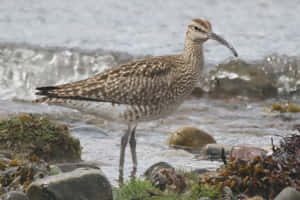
left=35, top=56, right=182, bottom=105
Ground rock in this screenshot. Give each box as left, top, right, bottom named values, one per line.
left=56, top=161, right=100, bottom=173
left=274, top=187, right=300, bottom=200
left=168, top=127, right=216, bottom=150
left=144, top=162, right=173, bottom=179
left=208, top=60, right=277, bottom=98
left=230, top=145, right=267, bottom=161
left=27, top=168, right=112, bottom=200
left=202, top=144, right=231, bottom=160
left=0, top=114, right=81, bottom=163
left=0, top=191, right=29, bottom=200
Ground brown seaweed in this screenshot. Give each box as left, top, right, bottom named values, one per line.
left=200, top=134, right=300, bottom=199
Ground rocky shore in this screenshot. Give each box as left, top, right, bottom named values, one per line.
left=0, top=114, right=299, bottom=200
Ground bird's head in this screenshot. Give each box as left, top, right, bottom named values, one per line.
left=186, top=18, right=238, bottom=57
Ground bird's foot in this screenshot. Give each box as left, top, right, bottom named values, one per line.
left=130, top=166, right=137, bottom=180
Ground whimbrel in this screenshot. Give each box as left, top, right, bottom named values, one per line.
left=35, top=18, right=238, bottom=182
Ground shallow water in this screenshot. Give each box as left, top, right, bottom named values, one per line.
left=0, top=0, right=300, bottom=185
left=1, top=98, right=299, bottom=185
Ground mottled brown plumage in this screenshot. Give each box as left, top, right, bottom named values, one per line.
left=35, top=18, right=238, bottom=183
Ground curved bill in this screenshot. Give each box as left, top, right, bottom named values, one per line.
left=207, top=32, right=238, bottom=57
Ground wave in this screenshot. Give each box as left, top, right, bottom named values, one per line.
left=0, top=43, right=135, bottom=100
left=0, top=43, right=299, bottom=101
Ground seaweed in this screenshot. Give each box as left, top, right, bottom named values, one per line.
left=0, top=114, right=81, bottom=163
left=200, top=134, right=300, bottom=199
left=0, top=155, right=50, bottom=195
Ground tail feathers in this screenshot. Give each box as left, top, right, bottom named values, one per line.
left=35, top=86, right=60, bottom=96
left=36, top=86, right=59, bottom=91
left=34, top=85, right=120, bottom=104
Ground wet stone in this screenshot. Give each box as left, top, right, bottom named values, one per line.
left=27, top=168, right=112, bottom=200
left=207, top=59, right=277, bottom=98
left=168, top=126, right=216, bottom=151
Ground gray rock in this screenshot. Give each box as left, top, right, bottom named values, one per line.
left=275, top=187, right=300, bottom=200
left=56, top=161, right=100, bottom=173
left=208, top=60, right=277, bottom=98
left=27, top=168, right=112, bottom=200
left=202, top=143, right=231, bottom=160
left=0, top=191, right=29, bottom=200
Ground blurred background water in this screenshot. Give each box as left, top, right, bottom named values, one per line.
left=0, top=0, right=300, bottom=184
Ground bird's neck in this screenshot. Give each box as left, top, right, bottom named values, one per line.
left=183, top=39, right=204, bottom=75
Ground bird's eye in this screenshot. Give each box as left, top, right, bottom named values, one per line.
left=193, top=26, right=200, bottom=31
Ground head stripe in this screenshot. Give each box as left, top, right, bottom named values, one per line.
left=191, top=19, right=212, bottom=31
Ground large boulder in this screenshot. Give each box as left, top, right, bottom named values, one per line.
left=27, top=168, right=112, bottom=200
left=168, top=127, right=216, bottom=150
left=0, top=114, right=81, bottom=163
left=208, top=60, right=277, bottom=98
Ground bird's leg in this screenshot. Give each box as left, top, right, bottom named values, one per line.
left=129, top=125, right=137, bottom=178
left=119, top=125, right=131, bottom=184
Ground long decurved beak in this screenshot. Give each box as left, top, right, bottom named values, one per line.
left=207, top=32, right=238, bottom=57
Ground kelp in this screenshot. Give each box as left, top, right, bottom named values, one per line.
left=200, top=134, right=300, bottom=199
left=0, top=155, right=49, bottom=195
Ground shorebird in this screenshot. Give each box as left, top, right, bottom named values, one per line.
left=35, top=18, right=238, bottom=183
